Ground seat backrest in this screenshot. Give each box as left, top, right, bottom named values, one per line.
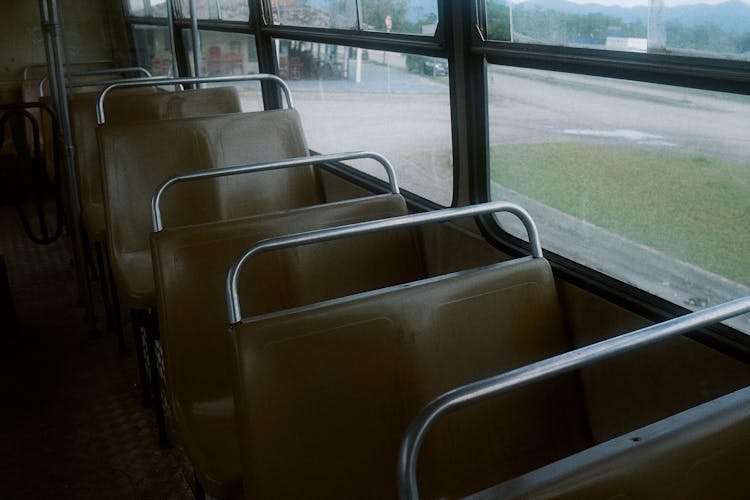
left=228, top=257, right=591, bottom=499
left=70, top=86, right=241, bottom=219
left=70, top=88, right=159, bottom=208
left=468, top=384, right=750, bottom=500
left=151, top=193, right=425, bottom=456
left=99, top=108, right=316, bottom=305
left=199, top=110, right=320, bottom=220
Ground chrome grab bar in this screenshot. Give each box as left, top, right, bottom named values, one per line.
left=23, top=59, right=112, bottom=80
left=226, top=201, right=542, bottom=324
left=96, top=74, right=294, bottom=125
left=396, top=295, right=750, bottom=500
left=68, top=76, right=171, bottom=90
left=39, top=67, right=153, bottom=95
left=151, top=151, right=400, bottom=232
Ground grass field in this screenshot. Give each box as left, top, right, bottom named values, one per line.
left=490, top=142, right=750, bottom=286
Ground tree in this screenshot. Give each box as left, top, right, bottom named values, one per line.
left=361, top=0, right=408, bottom=32
left=486, top=0, right=511, bottom=41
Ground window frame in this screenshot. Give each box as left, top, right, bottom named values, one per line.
left=469, top=2, right=750, bottom=358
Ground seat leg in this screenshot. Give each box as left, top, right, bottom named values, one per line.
left=193, top=473, right=206, bottom=500
left=0, top=255, right=15, bottom=331
left=81, top=227, right=99, bottom=281
left=102, top=243, right=126, bottom=357
left=130, top=309, right=151, bottom=407
left=93, top=241, right=114, bottom=332
left=146, top=308, right=169, bottom=447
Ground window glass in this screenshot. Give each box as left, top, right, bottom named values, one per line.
left=269, top=0, right=358, bottom=29
left=360, top=0, right=439, bottom=35
left=268, top=0, right=439, bottom=35
left=177, top=0, right=250, bottom=21
left=127, top=0, right=146, bottom=16
left=147, top=0, right=170, bottom=17
left=485, top=0, right=750, bottom=60
left=131, top=25, right=175, bottom=76
left=663, top=0, right=750, bottom=57
left=487, top=64, right=750, bottom=331
left=182, top=30, right=263, bottom=110
left=275, top=39, right=452, bottom=204
left=216, top=0, right=250, bottom=20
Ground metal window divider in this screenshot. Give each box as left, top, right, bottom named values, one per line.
left=189, top=0, right=201, bottom=81
left=166, top=0, right=180, bottom=78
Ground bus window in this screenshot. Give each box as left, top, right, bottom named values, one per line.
left=269, top=0, right=359, bottom=29
left=131, top=24, right=175, bottom=76
left=182, top=30, right=263, bottom=111
left=177, top=0, right=250, bottom=21
left=275, top=39, right=453, bottom=205
left=485, top=0, right=750, bottom=60
left=487, top=64, right=750, bottom=331
left=360, top=0, right=439, bottom=35
left=268, top=0, right=439, bottom=36
left=126, top=0, right=147, bottom=16
left=128, top=0, right=169, bottom=17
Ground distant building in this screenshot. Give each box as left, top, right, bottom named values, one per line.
left=606, top=37, right=648, bottom=52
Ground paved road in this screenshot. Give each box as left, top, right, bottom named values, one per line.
left=486, top=65, right=750, bottom=167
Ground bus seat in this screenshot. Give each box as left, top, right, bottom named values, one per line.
left=228, top=256, right=592, bottom=499
left=98, top=107, right=310, bottom=310
left=467, top=384, right=750, bottom=499
left=201, top=110, right=322, bottom=220
left=70, top=86, right=241, bottom=242
left=151, top=193, right=425, bottom=498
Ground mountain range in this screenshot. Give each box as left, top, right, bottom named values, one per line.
left=407, top=0, right=750, bottom=34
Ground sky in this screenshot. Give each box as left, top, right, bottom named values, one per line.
left=517, top=0, right=748, bottom=5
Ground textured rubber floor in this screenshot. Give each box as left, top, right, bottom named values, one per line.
left=0, top=202, right=195, bottom=499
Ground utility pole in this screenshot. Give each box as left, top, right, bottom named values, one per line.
left=509, top=0, right=514, bottom=42
left=648, top=0, right=666, bottom=52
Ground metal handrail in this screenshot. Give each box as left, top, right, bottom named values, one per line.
left=39, top=67, right=153, bottom=95
left=68, top=76, right=169, bottom=90
left=151, top=151, right=400, bottom=232
left=96, top=74, right=294, bottom=125
left=226, top=201, right=542, bottom=324
left=22, top=59, right=112, bottom=80
left=396, top=295, right=750, bottom=500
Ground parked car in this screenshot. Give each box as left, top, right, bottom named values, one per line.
left=405, top=54, right=448, bottom=76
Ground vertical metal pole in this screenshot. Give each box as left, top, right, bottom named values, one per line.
left=508, top=0, right=514, bottom=43
left=189, top=0, right=201, bottom=81
left=166, top=0, right=180, bottom=77
left=355, top=47, right=362, bottom=83
left=648, top=0, right=666, bottom=52
left=39, top=0, right=99, bottom=335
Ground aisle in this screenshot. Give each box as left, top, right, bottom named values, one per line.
left=0, top=203, right=193, bottom=499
